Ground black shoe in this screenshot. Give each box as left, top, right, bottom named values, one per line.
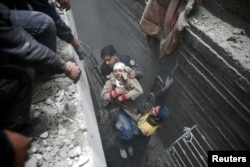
left=20, top=114, right=50, bottom=137
left=127, top=146, right=134, bottom=156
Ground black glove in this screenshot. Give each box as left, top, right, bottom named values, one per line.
left=74, top=43, right=86, bottom=60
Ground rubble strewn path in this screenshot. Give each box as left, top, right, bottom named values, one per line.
left=24, top=5, right=106, bottom=166
left=25, top=39, right=92, bottom=167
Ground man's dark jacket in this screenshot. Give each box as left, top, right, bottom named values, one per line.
left=28, top=0, right=75, bottom=43
left=100, top=54, right=144, bottom=80
left=0, top=0, right=75, bottom=43
left=0, top=2, right=66, bottom=73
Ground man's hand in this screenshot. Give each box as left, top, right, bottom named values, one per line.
left=65, top=61, right=81, bottom=83
left=4, top=130, right=31, bottom=167
left=57, top=0, right=71, bottom=10
left=129, top=70, right=136, bottom=79
left=72, top=39, right=86, bottom=60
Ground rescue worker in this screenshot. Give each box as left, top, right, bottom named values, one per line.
left=100, top=45, right=143, bottom=80
left=100, top=62, right=143, bottom=159
left=137, top=101, right=170, bottom=137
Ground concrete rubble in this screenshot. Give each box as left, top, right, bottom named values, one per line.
left=25, top=69, right=91, bottom=167
left=25, top=5, right=106, bottom=167
left=189, top=7, right=250, bottom=71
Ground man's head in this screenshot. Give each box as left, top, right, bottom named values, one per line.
left=149, top=105, right=170, bottom=122
left=101, top=45, right=118, bottom=68
left=113, top=62, right=125, bottom=80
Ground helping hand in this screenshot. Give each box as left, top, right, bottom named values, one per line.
left=71, top=39, right=86, bottom=60
left=164, top=75, right=174, bottom=90
left=74, top=43, right=86, bottom=60
left=65, top=61, right=81, bottom=83
left=57, top=0, right=71, bottom=10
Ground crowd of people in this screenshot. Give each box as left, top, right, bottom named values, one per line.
left=0, top=0, right=82, bottom=166
left=0, top=0, right=173, bottom=166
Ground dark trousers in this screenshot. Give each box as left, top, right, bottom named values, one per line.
left=0, top=65, right=32, bottom=131
left=9, top=10, right=57, bottom=52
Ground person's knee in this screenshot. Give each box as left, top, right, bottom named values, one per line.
left=121, top=132, right=133, bottom=141
left=38, top=12, right=56, bottom=34
left=120, top=126, right=134, bottom=140
left=30, top=11, right=56, bottom=51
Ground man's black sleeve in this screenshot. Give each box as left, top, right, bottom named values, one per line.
left=155, top=91, right=166, bottom=106
left=0, top=3, right=66, bottom=74
left=119, top=55, right=144, bottom=80
left=28, top=0, right=75, bottom=43
left=0, top=131, right=14, bottom=167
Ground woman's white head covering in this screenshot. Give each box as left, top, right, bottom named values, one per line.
left=113, top=62, right=125, bottom=71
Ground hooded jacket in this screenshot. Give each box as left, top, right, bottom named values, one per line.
left=101, top=66, right=143, bottom=121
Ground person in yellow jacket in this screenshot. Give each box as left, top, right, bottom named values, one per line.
left=137, top=75, right=173, bottom=137
left=120, top=75, right=173, bottom=158
left=137, top=104, right=170, bottom=136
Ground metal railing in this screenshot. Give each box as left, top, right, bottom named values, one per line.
left=150, top=125, right=213, bottom=167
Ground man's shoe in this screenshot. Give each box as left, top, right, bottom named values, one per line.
left=120, top=147, right=128, bottom=159
left=127, top=146, right=134, bottom=156
left=20, top=114, right=50, bottom=137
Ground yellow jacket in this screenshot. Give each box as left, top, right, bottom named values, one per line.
left=137, top=113, right=160, bottom=136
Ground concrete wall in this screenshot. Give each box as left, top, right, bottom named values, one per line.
left=155, top=7, right=250, bottom=150
left=67, top=11, right=107, bottom=167
left=119, top=0, right=250, bottom=151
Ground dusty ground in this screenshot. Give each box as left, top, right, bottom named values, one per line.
left=24, top=7, right=95, bottom=167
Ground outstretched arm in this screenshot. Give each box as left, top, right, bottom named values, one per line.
left=28, top=0, right=74, bottom=44
left=0, top=4, right=81, bottom=83
left=155, top=75, right=174, bottom=105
